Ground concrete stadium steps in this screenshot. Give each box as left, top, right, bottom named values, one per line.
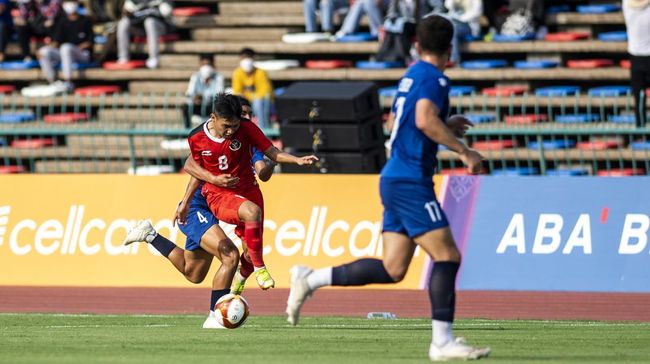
left=191, top=27, right=295, bottom=41
left=97, top=108, right=183, bottom=123
left=129, top=82, right=188, bottom=94
left=0, top=67, right=631, bottom=84
left=0, top=145, right=188, bottom=159
left=170, top=40, right=378, bottom=54
left=34, top=160, right=135, bottom=173
left=159, top=54, right=241, bottom=69
left=219, top=1, right=302, bottom=15
left=174, top=14, right=305, bottom=28
left=438, top=148, right=650, bottom=162
left=464, top=40, right=627, bottom=53
left=383, top=95, right=642, bottom=109
left=65, top=135, right=166, bottom=148
left=0, top=94, right=186, bottom=107
left=546, top=12, right=624, bottom=25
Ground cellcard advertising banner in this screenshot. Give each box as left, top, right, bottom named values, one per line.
left=1, top=175, right=649, bottom=292
left=0, top=175, right=437, bottom=289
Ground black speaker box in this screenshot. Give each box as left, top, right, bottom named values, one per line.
left=280, top=116, right=384, bottom=152
left=281, top=148, right=386, bottom=174
left=276, top=81, right=380, bottom=122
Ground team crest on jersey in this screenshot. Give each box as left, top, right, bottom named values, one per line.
left=201, top=151, right=212, bottom=156
left=229, top=139, right=241, bottom=151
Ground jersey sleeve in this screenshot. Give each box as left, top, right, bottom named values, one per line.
left=251, top=147, right=265, bottom=164
left=187, top=134, right=203, bottom=167
left=243, top=122, right=273, bottom=152
left=416, top=76, right=450, bottom=112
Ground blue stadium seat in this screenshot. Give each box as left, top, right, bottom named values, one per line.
left=576, top=4, right=621, bottom=13
left=70, top=62, right=100, bottom=70
left=379, top=86, right=398, bottom=98
left=588, top=86, right=631, bottom=97
left=555, top=114, right=600, bottom=123
left=528, top=140, right=576, bottom=150
left=355, top=61, right=403, bottom=69
left=460, top=60, right=508, bottom=69
left=608, top=114, right=635, bottom=123
left=463, top=34, right=482, bottom=42
left=0, top=112, right=36, bottom=123
left=597, top=31, right=628, bottom=42
left=514, top=60, right=559, bottom=69
left=546, top=5, right=571, bottom=13
left=493, top=33, right=536, bottom=42
left=492, top=167, right=539, bottom=176
left=535, top=86, right=580, bottom=97
left=449, top=86, right=475, bottom=96
left=94, top=35, right=108, bottom=44
left=0, top=60, right=40, bottom=70
left=336, top=32, right=378, bottom=42
left=630, top=141, right=650, bottom=150
left=274, top=87, right=286, bottom=97
left=546, top=168, right=589, bottom=176
left=465, top=113, right=496, bottom=123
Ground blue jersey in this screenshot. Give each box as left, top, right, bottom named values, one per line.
left=381, top=61, right=450, bottom=179
left=180, top=148, right=266, bottom=250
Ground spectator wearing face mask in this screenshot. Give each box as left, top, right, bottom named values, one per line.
left=231, top=48, right=274, bottom=130
left=15, top=0, right=62, bottom=62
left=37, top=0, right=93, bottom=92
left=183, top=54, right=225, bottom=128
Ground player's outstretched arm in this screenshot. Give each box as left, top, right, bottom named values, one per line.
left=255, top=159, right=276, bottom=182
left=262, top=146, right=319, bottom=166
left=174, top=176, right=202, bottom=226
left=415, top=99, right=483, bottom=174
left=183, top=156, right=239, bottom=188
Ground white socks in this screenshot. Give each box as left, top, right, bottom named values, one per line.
left=432, top=320, right=453, bottom=347
left=306, top=267, right=332, bottom=290
left=254, top=266, right=266, bottom=272
left=144, top=232, right=157, bottom=243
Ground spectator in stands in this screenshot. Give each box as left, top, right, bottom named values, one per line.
left=303, top=0, right=348, bottom=34
left=37, top=0, right=93, bottom=92
left=79, top=0, right=124, bottom=62
left=426, top=0, right=482, bottom=64
left=623, top=0, right=650, bottom=127
left=0, top=0, right=13, bottom=62
left=336, top=0, right=390, bottom=38
left=117, top=0, right=173, bottom=69
left=182, top=54, right=226, bottom=128
left=232, top=48, right=274, bottom=130
left=15, top=0, right=62, bottom=62
left=497, top=0, right=546, bottom=39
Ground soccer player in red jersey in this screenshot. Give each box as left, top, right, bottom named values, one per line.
left=188, top=92, right=318, bottom=290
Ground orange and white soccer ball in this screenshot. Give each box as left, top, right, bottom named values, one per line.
left=214, top=294, right=250, bottom=329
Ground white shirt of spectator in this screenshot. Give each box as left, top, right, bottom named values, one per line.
left=623, top=0, right=650, bottom=56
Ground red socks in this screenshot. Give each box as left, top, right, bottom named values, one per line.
left=239, top=252, right=254, bottom=279
left=244, top=221, right=264, bottom=268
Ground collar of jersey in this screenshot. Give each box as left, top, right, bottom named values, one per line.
left=203, top=120, right=225, bottom=143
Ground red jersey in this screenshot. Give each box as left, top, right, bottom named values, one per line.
left=188, top=120, right=273, bottom=194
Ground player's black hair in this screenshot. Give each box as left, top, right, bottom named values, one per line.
left=416, top=15, right=454, bottom=56
left=199, top=53, right=214, bottom=64
left=240, top=48, right=256, bottom=58
left=237, top=95, right=251, bottom=108
left=212, top=92, right=242, bottom=121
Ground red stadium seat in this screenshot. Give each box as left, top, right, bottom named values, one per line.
left=567, top=59, right=614, bottom=69
left=472, top=139, right=517, bottom=150
left=505, top=114, right=548, bottom=124
left=620, top=60, right=631, bottom=69
left=103, top=60, right=146, bottom=70
left=305, top=60, right=353, bottom=69
left=0, top=165, right=27, bottom=174
left=597, top=168, right=645, bottom=176
left=172, top=7, right=210, bottom=16
left=74, top=85, right=121, bottom=96
left=544, top=32, right=590, bottom=41
left=44, top=112, right=89, bottom=124
left=439, top=168, right=469, bottom=175
left=576, top=140, right=621, bottom=150
left=11, top=138, right=56, bottom=148
left=482, top=86, right=527, bottom=96
left=0, top=85, right=16, bottom=94
left=133, top=34, right=179, bottom=44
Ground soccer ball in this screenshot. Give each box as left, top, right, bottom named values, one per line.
left=214, top=294, right=250, bottom=329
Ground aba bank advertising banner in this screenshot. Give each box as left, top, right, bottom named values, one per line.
left=453, top=176, right=650, bottom=293
left=0, top=175, right=438, bottom=289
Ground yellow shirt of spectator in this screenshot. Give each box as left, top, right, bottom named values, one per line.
left=231, top=67, right=273, bottom=101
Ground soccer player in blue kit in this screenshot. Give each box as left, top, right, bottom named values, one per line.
left=285, top=15, right=490, bottom=361
left=124, top=98, right=275, bottom=329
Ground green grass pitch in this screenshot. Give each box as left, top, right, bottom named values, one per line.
left=1, top=314, right=649, bottom=363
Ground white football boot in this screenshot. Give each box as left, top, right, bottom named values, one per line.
left=429, top=337, right=491, bottom=361
left=286, top=265, right=314, bottom=326
left=123, top=220, right=155, bottom=245
left=202, top=311, right=226, bottom=329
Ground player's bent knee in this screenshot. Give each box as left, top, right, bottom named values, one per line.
left=238, top=202, right=261, bottom=222
left=218, top=239, right=240, bottom=268
left=385, top=266, right=408, bottom=283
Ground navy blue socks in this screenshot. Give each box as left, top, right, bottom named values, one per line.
left=428, top=261, right=460, bottom=322
left=331, top=258, right=394, bottom=286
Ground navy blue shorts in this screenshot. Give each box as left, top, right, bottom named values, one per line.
left=178, top=199, right=219, bottom=251
left=379, top=177, right=449, bottom=238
